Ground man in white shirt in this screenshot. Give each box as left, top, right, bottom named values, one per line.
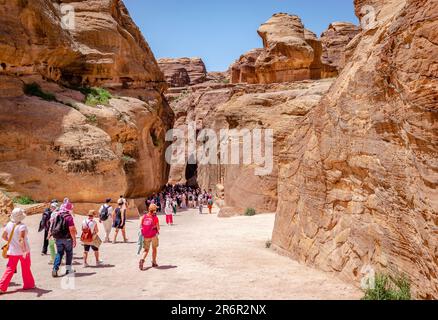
left=99, top=198, right=113, bottom=243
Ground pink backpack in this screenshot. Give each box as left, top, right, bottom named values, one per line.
left=141, top=215, right=157, bottom=238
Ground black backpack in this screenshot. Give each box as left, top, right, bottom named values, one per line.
left=51, top=212, right=69, bottom=239
left=100, top=205, right=111, bottom=221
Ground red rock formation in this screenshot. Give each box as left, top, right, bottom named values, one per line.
left=255, top=14, right=315, bottom=83
left=230, top=49, right=263, bottom=84
left=321, top=22, right=361, bottom=76
left=272, top=0, right=438, bottom=299
left=158, top=57, right=207, bottom=87
left=0, top=0, right=173, bottom=204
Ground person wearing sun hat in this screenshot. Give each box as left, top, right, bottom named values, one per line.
left=0, top=208, right=35, bottom=294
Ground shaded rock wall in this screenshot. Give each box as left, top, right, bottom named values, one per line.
left=272, top=0, right=438, bottom=299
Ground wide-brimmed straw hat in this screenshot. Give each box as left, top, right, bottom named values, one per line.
left=10, top=208, right=26, bottom=223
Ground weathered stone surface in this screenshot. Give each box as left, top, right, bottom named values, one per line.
left=321, top=22, right=361, bottom=75
left=272, top=0, right=438, bottom=299
left=0, top=192, right=13, bottom=225
left=166, top=79, right=333, bottom=216
left=230, top=49, right=263, bottom=84
left=0, top=0, right=173, bottom=204
left=158, top=57, right=207, bottom=87
left=256, top=14, right=315, bottom=83
left=0, top=0, right=166, bottom=91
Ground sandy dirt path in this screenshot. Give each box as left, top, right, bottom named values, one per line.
left=0, top=208, right=362, bottom=300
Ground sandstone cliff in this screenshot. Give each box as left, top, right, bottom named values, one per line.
left=272, top=0, right=438, bottom=299
left=0, top=0, right=173, bottom=205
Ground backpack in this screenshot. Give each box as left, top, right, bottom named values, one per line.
left=38, top=208, right=51, bottom=232
left=51, top=212, right=69, bottom=239
left=99, top=205, right=110, bottom=221
left=80, top=221, right=94, bottom=243
left=141, top=215, right=157, bottom=238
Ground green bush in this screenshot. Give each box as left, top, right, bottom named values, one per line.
left=85, top=114, right=98, bottom=124
left=83, top=87, right=112, bottom=106
left=13, top=196, right=36, bottom=205
left=23, top=83, right=56, bottom=102
left=122, top=155, right=136, bottom=164
left=362, top=273, right=411, bottom=300
left=245, top=208, right=256, bottom=216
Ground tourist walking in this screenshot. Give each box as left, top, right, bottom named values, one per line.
left=139, top=204, right=160, bottom=270
left=0, top=208, right=35, bottom=294
left=113, top=200, right=128, bottom=243
left=80, top=210, right=103, bottom=267
left=50, top=203, right=77, bottom=278
left=99, top=198, right=113, bottom=243
left=198, top=194, right=204, bottom=214
left=39, top=200, right=57, bottom=256
left=207, top=197, right=214, bottom=214
left=165, top=199, right=173, bottom=225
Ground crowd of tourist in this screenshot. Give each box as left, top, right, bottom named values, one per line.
left=0, top=184, right=214, bottom=294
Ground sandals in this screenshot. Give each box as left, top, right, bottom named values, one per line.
left=139, top=259, right=145, bottom=271
left=152, top=262, right=159, bottom=268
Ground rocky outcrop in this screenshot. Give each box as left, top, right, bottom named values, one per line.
left=230, top=49, right=263, bottom=84
left=166, top=79, right=333, bottom=216
left=230, top=13, right=357, bottom=84
left=0, top=192, right=13, bottom=225
left=321, top=22, right=361, bottom=75
left=272, top=0, right=438, bottom=299
left=0, top=0, right=173, bottom=204
left=158, top=58, right=207, bottom=87
left=0, top=0, right=166, bottom=91
left=255, top=14, right=316, bottom=84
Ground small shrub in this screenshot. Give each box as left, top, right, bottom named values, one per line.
left=85, top=114, right=97, bottom=124
left=13, top=196, right=36, bottom=205
left=245, top=208, right=256, bottom=216
left=150, top=130, right=161, bottom=147
left=83, top=87, right=112, bottom=106
left=23, top=83, right=56, bottom=102
left=122, top=155, right=136, bottom=164
left=174, top=90, right=190, bottom=103
left=265, top=240, right=272, bottom=249
left=362, top=273, right=411, bottom=300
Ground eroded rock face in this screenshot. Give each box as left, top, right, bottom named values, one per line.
left=321, top=22, right=361, bottom=75
left=230, top=49, right=263, bottom=84
left=0, top=0, right=173, bottom=204
left=166, top=79, right=333, bottom=216
left=256, top=14, right=315, bottom=83
left=158, top=58, right=207, bottom=87
left=272, top=0, right=438, bottom=299
left=0, top=192, right=13, bottom=225
left=0, top=0, right=165, bottom=91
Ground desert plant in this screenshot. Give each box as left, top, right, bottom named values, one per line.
left=13, top=196, right=36, bottom=205
left=85, top=114, right=98, bottom=124
left=83, top=87, right=112, bottom=106
left=23, top=82, right=56, bottom=102
left=122, top=155, right=136, bottom=164
left=362, top=273, right=412, bottom=300
left=150, top=130, right=161, bottom=147
left=265, top=240, right=272, bottom=249
left=245, top=208, right=256, bottom=216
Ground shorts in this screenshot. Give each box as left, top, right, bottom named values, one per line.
left=143, top=236, right=159, bottom=250
left=84, top=245, right=99, bottom=252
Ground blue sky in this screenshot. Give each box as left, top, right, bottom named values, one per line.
left=124, top=0, right=358, bottom=72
